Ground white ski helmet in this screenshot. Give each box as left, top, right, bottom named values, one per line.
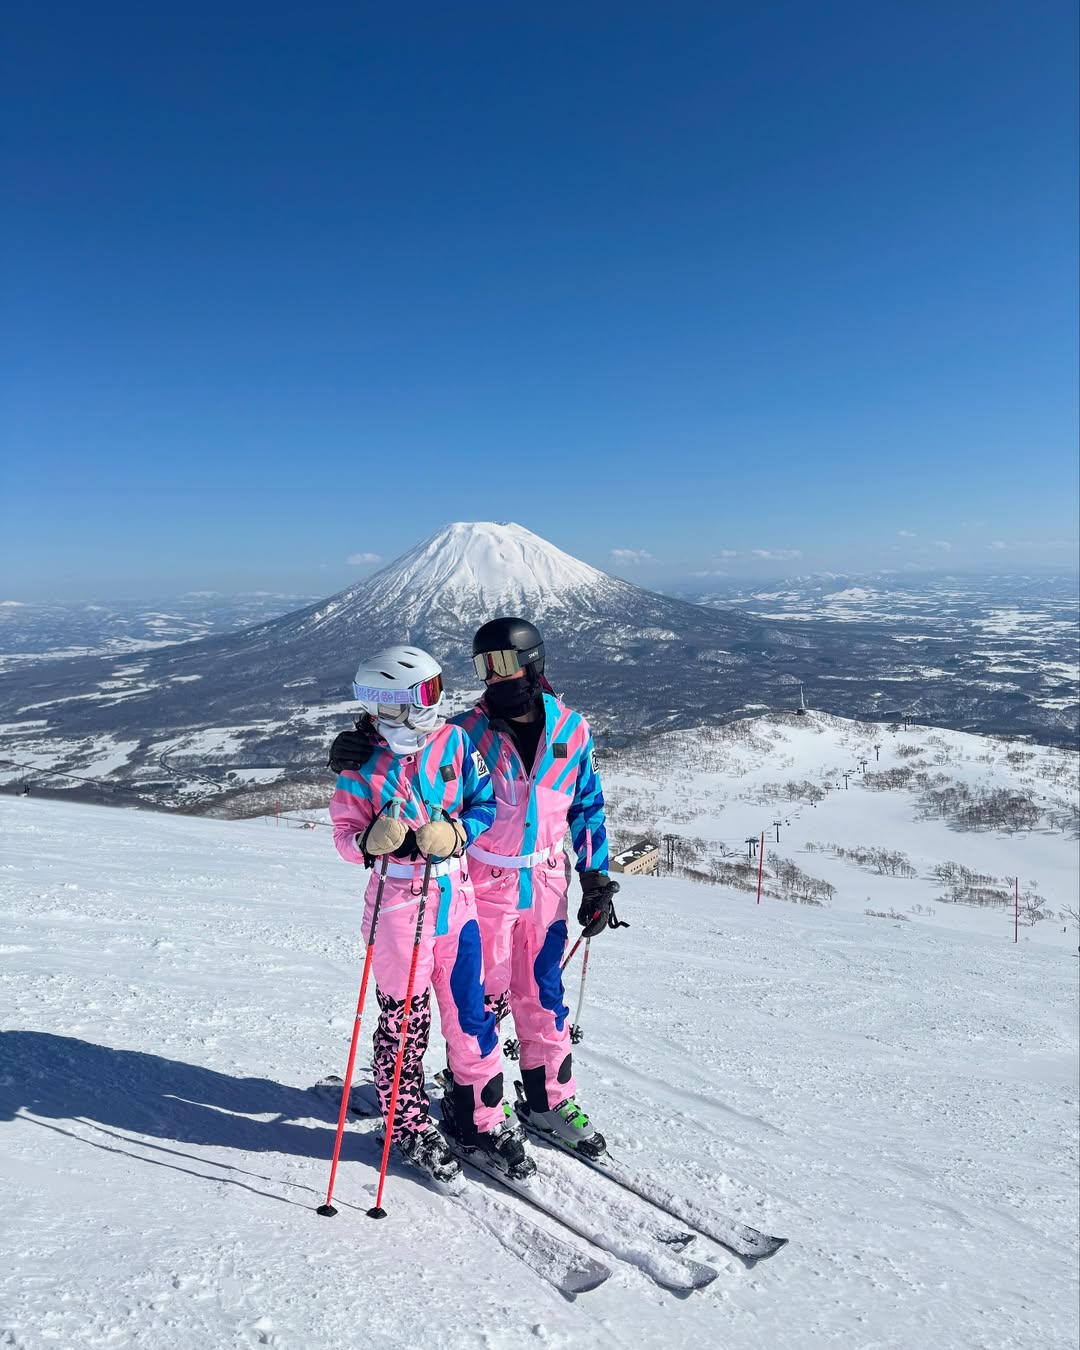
left=351, top=645, right=444, bottom=718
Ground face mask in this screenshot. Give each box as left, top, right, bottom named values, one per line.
left=376, top=701, right=444, bottom=755
left=485, top=677, right=540, bottom=720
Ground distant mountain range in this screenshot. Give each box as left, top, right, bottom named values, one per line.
left=0, top=591, right=320, bottom=660
left=0, top=523, right=1075, bottom=808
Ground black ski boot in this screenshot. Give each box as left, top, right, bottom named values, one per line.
left=437, top=1068, right=536, bottom=1181
left=395, top=1124, right=463, bottom=1187
left=470, top=1120, right=537, bottom=1182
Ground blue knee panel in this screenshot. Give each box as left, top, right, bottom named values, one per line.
left=449, top=919, right=499, bottom=1057
left=533, top=919, right=570, bottom=1033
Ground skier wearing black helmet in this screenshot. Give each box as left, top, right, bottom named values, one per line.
left=442, top=616, right=620, bottom=1161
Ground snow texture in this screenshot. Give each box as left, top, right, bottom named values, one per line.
left=1, top=729, right=1077, bottom=1348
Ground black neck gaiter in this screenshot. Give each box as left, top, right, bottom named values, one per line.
left=485, top=678, right=541, bottom=721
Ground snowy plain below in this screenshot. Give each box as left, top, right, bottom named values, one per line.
left=1, top=721, right=1078, bottom=1350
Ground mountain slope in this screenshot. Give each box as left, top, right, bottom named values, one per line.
left=2, top=792, right=1077, bottom=1348
left=0, top=523, right=1072, bottom=807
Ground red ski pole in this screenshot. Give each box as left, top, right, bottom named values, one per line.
left=317, top=803, right=401, bottom=1218
left=367, top=853, right=434, bottom=1219
left=561, top=933, right=584, bottom=974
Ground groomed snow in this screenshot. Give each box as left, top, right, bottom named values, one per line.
left=1, top=792, right=1077, bottom=1349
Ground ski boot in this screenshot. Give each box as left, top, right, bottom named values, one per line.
left=437, top=1066, right=524, bottom=1144
left=394, top=1124, right=463, bottom=1187
left=437, top=1069, right=536, bottom=1182
left=515, top=1082, right=607, bottom=1160
left=468, top=1120, right=537, bottom=1182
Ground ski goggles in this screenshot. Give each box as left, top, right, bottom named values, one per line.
left=352, top=672, right=444, bottom=707
left=472, top=648, right=535, bottom=679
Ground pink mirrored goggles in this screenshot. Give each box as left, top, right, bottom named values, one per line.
left=352, top=673, right=444, bottom=708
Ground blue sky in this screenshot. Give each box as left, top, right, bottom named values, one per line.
left=2, top=1, right=1077, bottom=599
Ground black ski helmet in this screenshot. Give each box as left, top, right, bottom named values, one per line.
left=472, top=616, right=545, bottom=683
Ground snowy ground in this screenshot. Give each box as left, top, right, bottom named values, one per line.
left=602, top=713, right=1080, bottom=948
left=1, top=787, right=1077, bottom=1350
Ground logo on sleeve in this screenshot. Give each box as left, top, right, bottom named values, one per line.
left=472, top=750, right=490, bottom=779
left=591, top=749, right=599, bottom=773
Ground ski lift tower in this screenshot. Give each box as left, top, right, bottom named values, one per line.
left=796, top=683, right=807, bottom=716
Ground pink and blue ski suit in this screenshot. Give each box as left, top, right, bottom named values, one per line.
left=329, top=722, right=504, bottom=1140
left=452, top=691, right=609, bottom=1117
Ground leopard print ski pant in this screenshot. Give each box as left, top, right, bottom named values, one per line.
left=372, top=986, right=432, bottom=1141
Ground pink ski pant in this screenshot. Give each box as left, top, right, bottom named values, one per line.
left=470, top=857, right=577, bottom=1113
left=363, top=864, right=503, bottom=1138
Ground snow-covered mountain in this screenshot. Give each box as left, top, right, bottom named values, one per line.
left=0, top=523, right=1074, bottom=809
left=265, top=521, right=682, bottom=655
left=344, top=520, right=626, bottom=627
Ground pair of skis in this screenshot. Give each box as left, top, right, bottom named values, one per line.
left=313, top=1075, right=607, bottom=1297
left=312, top=1075, right=786, bottom=1298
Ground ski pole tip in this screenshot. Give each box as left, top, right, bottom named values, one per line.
left=316, top=1203, right=339, bottom=1217
left=366, top=1206, right=388, bottom=1220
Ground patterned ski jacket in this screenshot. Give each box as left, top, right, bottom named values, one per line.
left=452, top=691, right=609, bottom=912
left=329, top=722, right=496, bottom=933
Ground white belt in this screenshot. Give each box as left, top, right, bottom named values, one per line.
left=383, top=857, right=462, bottom=880
left=467, top=844, right=557, bottom=870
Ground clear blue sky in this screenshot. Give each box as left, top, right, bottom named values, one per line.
left=2, top=1, right=1077, bottom=599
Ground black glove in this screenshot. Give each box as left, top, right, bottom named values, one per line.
left=328, top=716, right=378, bottom=772
left=577, top=871, right=627, bottom=938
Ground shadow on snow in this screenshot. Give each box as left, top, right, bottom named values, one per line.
left=0, top=1029, right=366, bottom=1172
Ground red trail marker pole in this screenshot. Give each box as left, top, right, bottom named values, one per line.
left=756, top=831, right=765, bottom=904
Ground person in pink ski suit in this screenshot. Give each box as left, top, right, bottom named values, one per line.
left=328, top=645, right=531, bottom=1180
left=448, top=618, right=622, bottom=1157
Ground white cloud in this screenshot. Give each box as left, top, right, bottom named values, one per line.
left=716, top=549, right=738, bottom=560
left=897, top=530, right=917, bottom=538
left=987, top=538, right=1077, bottom=553
left=347, top=551, right=382, bottom=565
left=0, top=599, right=27, bottom=606
left=933, top=540, right=953, bottom=552
left=610, top=548, right=656, bottom=565
left=751, top=548, right=803, bottom=561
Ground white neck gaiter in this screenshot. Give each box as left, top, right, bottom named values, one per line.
left=376, top=703, right=445, bottom=756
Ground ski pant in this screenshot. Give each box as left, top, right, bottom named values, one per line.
left=364, top=861, right=503, bottom=1141
left=469, top=855, right=577, bottom=1114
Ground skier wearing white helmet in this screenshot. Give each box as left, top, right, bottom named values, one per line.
left=327, top=644, right=535, bottom=1183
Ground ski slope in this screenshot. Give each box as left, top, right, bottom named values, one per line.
left=1, top=781, right=1077, bottom=1349
left=602, top=712, right=1079, bottom=946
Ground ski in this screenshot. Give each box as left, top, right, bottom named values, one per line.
left=443, top=1182, right=612, bottom=1297
left=327, top=1075, right=715, bottom=1294
left=336, top=1074, right=695, bottom=1252
left=310, top=1078, right=611, bottom=1297
left=442, top=1134, right=719, bottom=1295
left=513, top=1086, right=788, bottom=1268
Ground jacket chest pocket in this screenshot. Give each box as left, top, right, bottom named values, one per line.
left=494, top=748, right=523, bottom=807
